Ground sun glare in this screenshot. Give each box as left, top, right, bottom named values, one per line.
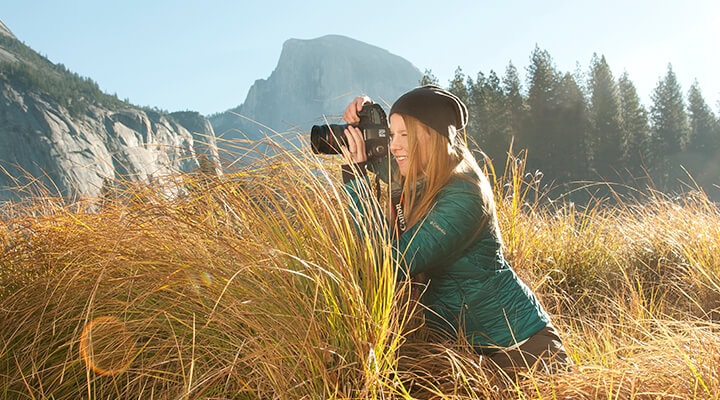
left=78, top=316, right=135, bottom=376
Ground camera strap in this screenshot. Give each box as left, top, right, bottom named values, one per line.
left=392, top=193, right=407, bottom=235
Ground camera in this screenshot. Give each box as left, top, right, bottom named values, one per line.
left=311, top=103, right=389, bottom=161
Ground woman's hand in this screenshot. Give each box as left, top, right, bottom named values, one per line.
left=343, top=96, right=372, bottom=124
left=340, top=96, right=371, bottom=165
left=341, top=125, right=367, bottom=164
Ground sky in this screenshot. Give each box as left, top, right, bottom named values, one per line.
left=2, top=0, right=719, bottom=116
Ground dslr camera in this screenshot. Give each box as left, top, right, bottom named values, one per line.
left=311, top=103, right=389, bottom=161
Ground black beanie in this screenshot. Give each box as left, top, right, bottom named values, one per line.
left=389, top=85, right=468, bottom=138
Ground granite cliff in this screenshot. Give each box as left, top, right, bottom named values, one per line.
left=209, top=35, right=422, bottom=150
left=0, top=20, right=219, bottom=202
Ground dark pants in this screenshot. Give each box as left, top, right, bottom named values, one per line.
left=485, top=325, right=569, bottom=374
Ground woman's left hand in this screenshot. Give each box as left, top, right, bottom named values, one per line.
left=340, top=125, right=367, bottom=164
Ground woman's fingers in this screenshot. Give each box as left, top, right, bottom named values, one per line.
left=343, top=96, right=372, bottom=124
left=342, top=126, right=367, bottom=164
left=340, top=95, right=372, bottom=164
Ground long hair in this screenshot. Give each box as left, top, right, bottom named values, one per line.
left=394, top=114, right=497, bottom=231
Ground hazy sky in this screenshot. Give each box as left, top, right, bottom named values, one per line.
left=3, top=0, right=719, bottom=116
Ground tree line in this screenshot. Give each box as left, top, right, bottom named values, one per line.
left=423, top=46, right=720, bottom=202
left=0, top=34, right=175, bottom=117
left=0, top=34, right=131, bottom=116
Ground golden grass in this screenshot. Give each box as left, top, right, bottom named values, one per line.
left=1, top=141, right=719, bottom=399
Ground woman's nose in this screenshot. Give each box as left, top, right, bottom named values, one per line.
left=389, top=135, right=399, bottom=151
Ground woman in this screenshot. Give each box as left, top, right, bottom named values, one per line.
left=338, top=85, right=568, bottom=373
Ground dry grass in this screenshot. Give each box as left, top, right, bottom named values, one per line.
left=1, top=141, right=719, bottom=399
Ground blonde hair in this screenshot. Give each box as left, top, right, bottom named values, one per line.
left=394, top=114, right=495, bottom=230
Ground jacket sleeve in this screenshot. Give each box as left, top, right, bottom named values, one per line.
left=395, top=178, right=487, bottom=279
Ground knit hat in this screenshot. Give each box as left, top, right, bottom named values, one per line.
left=389, top=85, right=468, bottom=139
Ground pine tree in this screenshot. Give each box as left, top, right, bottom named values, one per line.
left=420, top=69, right=439, bottom=86
left=588, top=54, right=624, bottom=180
left=649, top=64, right=690, bottom=178
left=553, top=73, right=590, bottom=181
left=467, top=71, right=512, bottom=168
left=466, top=71, right=486, bottom=152
left=488, top=71, right=513, bottom=168
left=686, top=80, right=720, bottom=155
left=502, top=62, right=526, bottom=151
left=447, top=67, right=470, bottom=107
left=617, top=72, right=650, bottom=178
left=523, top=46, right=562, bottom=181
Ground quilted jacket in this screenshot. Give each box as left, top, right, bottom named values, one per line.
left=343, top=159, right=551, bottom=350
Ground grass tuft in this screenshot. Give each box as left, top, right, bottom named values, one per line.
left=1, top=141, right=719, bottom=398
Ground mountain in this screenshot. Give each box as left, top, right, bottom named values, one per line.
left=0, top=20, right=220, bottom=202
left=209, top=35, right=422, bottom=151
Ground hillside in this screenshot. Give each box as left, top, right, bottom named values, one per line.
left=0, top=20, right=220, bottom=202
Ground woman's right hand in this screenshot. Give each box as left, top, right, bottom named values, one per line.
left=343, top=96, right=372, bottom=124
left=340, top=125, right=367, bottom=165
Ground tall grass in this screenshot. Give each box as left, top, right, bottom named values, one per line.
left=1, top=140, right=719, bottom=399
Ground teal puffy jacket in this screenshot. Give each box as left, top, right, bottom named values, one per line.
left=343, top=159, right=550, bottom=351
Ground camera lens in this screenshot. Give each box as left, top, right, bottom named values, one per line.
left=310, top=124, right=347, bottom=154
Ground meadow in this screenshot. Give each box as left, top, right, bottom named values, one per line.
left=1, top=142, right=719, bottom=399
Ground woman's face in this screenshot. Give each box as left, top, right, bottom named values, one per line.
left=389, top=114, right=430, bottom=177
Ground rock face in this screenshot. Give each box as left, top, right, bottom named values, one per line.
left=210, top=35, right=422, bottom=148
left=0, top=85, right=218, bottom=201
left=0, top=21, right=219, bottom=202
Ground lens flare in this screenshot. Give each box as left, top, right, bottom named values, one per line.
left=79, top=316, right=135, bottom=376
